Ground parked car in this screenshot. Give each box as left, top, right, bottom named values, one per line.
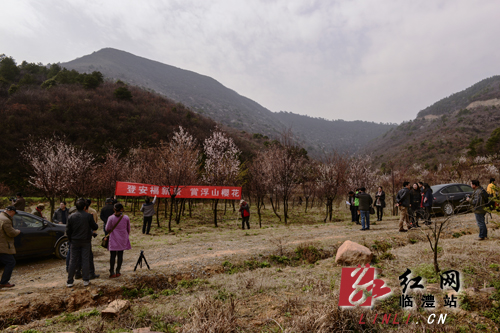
left=431, top=183, right=473, bottom=216
left=1, top=209, right=68, bottom=259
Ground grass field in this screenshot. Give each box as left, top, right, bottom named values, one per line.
left=1, top=199, right=500, bottom=332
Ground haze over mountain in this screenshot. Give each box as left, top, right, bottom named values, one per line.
left=61, top=48, right=396, bottom=155
left=364, top=75, right=500, bottom=168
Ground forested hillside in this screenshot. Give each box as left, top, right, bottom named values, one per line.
left=274, top=112, right=396, bottom=155
left=0, top=56, right=261, bottom=190
left=364, top=76, right=500, bottom=169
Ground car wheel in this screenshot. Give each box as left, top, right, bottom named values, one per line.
left=442, top=203, right=454, bottom=216
left=55, top=238, right=69, bottom=259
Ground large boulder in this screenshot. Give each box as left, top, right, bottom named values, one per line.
left=335, top=240, right=373, bottom=266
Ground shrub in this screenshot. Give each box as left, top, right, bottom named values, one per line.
left=114, top=86, right=132, bottom=100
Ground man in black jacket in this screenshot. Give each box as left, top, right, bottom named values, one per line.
left=66, top=198, right=98, bottom=287
left=100, top=198, right=115, bottom=235
left=52, top=201, right=69, bottom=224
left=396, top=181, right=411, bottom=232
left=356, top=188, right=373, bottom=231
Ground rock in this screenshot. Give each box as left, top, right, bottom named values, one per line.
left=335, top=240, right=373, bottom=266
left=102, top=300, right=131, bottom=318
left=479, top=287, right=496, bottom=293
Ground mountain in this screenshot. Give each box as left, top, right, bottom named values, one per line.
left=61, top=48, right=395, bottom=155
left=274, top=112, right=396, bottom=155
left=61, top=48, right=282, bottom=135
left=363, top=75, right=500, bottom=168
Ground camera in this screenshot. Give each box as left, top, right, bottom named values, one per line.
left=9, top=197, right=16, bottom=202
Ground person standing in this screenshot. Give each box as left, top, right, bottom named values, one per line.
left=348, top=191, right=357, bottom=222
left=85, top=199, right=98, bottom=225
left=53, top=201, right=69, bottom=224
left=66, top=198, right=98, bottom=287
left=356, top=187, right=373, bottom=231
left=105, top=203, right=131, bottom=278
left=0, top=206, right=21, bottom=288
left=422, top=183, right=433, bottom=225
left=239, top=200, right=250, bottom=230
left=32, top=203, right=45, bottom=218
left=100, top=198, right=115, bottom=235
left=74, top=202, right=100, bottom=280
left=140, top=196, right=156, bottom=235
left=374, top=186, right=386, bottom=221
left=486, top=178, right=496, bottom=196
left=409, top=183, right=422, bottom=228
left=354, top=189, right=360, bottom=224
left=12, top=193, right=26, bottom=212
left=467, top=180, right=489, bottom=240
left=396, top=182, right=411, bottom=232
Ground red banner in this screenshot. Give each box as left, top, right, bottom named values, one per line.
left=115, top=182, right=242, bottom=200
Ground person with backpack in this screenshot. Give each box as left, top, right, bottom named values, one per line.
left=396, top=181, right=411, bottom=232
left=239, top=200, right=250, bottom=230
left=467, top=180, right=489, bottom=240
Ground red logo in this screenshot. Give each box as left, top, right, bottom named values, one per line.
left=339, top=264, right=392, bottom=307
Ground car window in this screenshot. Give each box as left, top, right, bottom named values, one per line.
left=12, top=215, right=25, bottom=228
left=21, top=215, right=44, bottom=228
left=460, top=185, right=473, bottom=192
left=441, top=185, right=462, bottom=194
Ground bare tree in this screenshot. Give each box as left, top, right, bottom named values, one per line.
left=268, top=131, right=306, bottom=225
left=248, top=150, right=271, bottom=228
left=203, top=129, right=240, bottom=227
left=156, top=126, right=200, bottom=232
left=94, top=147, right=127, bottom=208
left=317, top=151, right=350, bottom=222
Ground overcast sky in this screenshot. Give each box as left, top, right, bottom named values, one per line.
left=2, top=0, right=500, bottom=124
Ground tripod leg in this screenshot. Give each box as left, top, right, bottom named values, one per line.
left=134, top=255, right=142, bottom=271
left=141, top=253, right=151, bottom=270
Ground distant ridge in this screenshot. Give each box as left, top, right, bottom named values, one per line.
left=363, top=75, right=500, bottom=167
left=62, top=48, right=396, bottom=154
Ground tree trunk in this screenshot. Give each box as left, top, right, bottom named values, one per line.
left=188, top=199, right=192, bottom=218
left=257, top=196, right=262, bottom=228
left=213, top=199, right=219, bottom=227
left=164, top=198, right=168, bottom=218
left=49, top=197, right=55, bottom=222
left=224, top=200, right=227, bottom=215
left=156, top=198, right=161, bottom=227
left=283, top=197, right=288, bottom=225
left=305, top=197, right=309, bottom=213
left=269, top=196, right=281, bottom=221
left=168, top=195, right=176, bottom=232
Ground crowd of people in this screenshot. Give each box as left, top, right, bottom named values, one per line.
left=347, top=178, right=497, bottom=240
left=0, top=178, right=498, bottom=289
left=0, top=196, right=132, bottom=288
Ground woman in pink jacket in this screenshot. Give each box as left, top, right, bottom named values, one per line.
left=105, top=203, right=131, bottom=278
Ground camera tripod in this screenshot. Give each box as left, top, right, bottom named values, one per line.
left=134, top=250, right=151, bottom=271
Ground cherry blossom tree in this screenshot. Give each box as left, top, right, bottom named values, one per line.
left=248, top=150, right=272, bottom=228
left=316, top=151, right=350, bottom=222
left=93, top=147, right=128, bottom=208
left=21, top=136, right=94, bottom=220
left=203, top=129, right=240, bottom=227
left=156, top=126, right=200, bottom=232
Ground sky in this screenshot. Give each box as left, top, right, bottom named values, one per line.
left=2, top=0, right=500, bottom=124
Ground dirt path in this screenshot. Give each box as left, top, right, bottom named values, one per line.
left=0, top=212, right=486, bottom=331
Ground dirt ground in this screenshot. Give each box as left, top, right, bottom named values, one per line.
left=1, top=205, right=500, bottom=332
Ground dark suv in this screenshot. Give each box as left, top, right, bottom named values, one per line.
left=431, top=183, right=473, bottom=216
left=1, top=209, right=69, bottom=259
